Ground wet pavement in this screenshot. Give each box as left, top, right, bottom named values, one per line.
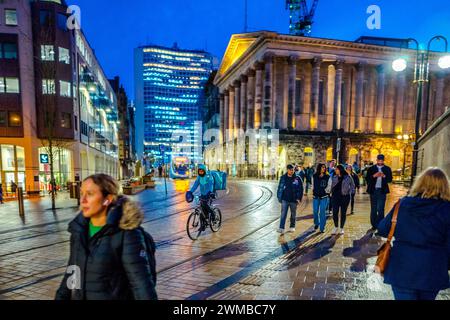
left=0, top=178, right=449, bottom=300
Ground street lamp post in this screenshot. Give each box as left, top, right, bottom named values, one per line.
left=392, top=36, right=450, bottom=185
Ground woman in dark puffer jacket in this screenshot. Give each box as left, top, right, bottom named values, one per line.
left=55, top=174, right=157, bottom=300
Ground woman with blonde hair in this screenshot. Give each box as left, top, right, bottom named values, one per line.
left=377, top=167, right=450, bottom=300
left=55, top=174, right=157, bottom=300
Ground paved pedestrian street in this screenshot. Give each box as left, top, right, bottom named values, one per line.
left=0, top=178, right=449, bottom=300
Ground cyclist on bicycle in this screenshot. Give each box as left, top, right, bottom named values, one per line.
left=187, top=164, right=216, bottom=230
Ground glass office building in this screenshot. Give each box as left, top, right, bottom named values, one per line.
left=134, top=44, right=213, bottom=164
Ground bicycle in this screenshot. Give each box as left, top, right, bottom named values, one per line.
left=186, top=195, right=222, bottom=241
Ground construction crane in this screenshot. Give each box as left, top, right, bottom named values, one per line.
left=286, top=0, right=319, bottom=36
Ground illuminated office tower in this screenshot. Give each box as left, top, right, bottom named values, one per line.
left=134, top=43, right=213, bottom=164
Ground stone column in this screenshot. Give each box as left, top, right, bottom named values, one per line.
left=288, top=56, right=298, bottom=130
left=247, top=69, right=256, bottom=130
left=254, top=62, right=264, bottom=130
left=333, top=60, right=344, bottom=130
left=375, top=65, right=385, bottom=133
left=263, top=53, right=274, bottom=129
left=223, top=90, right=229, bottom=142
left=240, top=75, right=248, bottom=131
left=228, top=86, right=235, bottom=141
left=355, top=62, right=365, bottom=131
left=233, top=80, right=241, bottom=139
left=219, top=93, right=225, bottom=142
left=395, top=72, right=406, bottom=133
left=310, top=57, right=322, bottom=130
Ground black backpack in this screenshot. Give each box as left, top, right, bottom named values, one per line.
left=138, top=227, right=157, bottom=285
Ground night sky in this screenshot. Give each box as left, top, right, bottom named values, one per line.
left=67, top=0, right=450, bottom=100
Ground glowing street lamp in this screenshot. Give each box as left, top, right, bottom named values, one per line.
left=438, top=55, right=450, bottom=69
left=392, top=35, right=449, bottom=184
left=392, top=58, right=407, bottom=72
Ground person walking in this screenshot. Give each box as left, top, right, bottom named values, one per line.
left=366, top=155, right=393, bottom=231
left=55, top=174, right=157, bottom=300
left=0, top=183, right=3, bottom=204
left=277, top=164, right=304, bottom=235
left=330, top=165, right=355, bottom=235
left=312, top=164, right=332, bottom=233
left=10, top=181, right=17, bottom=195
left=377, top=167, right=450, bottom=300
left=346, top=165, right=361, bottom=214
left=304, top=166, right=314, bottom=195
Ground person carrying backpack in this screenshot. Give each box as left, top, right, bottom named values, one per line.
left=55, top=174, right=157, bottom=300
left=188, top=164, right=216, bottom=230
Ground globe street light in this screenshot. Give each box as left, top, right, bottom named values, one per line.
left=392, top=58, right=407, bottom=72
left=392, top=36, right=449, bottom=185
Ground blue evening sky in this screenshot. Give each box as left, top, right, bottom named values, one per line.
left=68, top=0, right=450, bottom=99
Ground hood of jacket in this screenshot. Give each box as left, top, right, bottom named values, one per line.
left=69, top=196, right=144, bottom=234
left=400, top=196, right=450, bottom=217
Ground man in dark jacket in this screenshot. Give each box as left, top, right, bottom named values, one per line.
left=277, top=164, right=304, bottom=234
left=365, top=154, right=393, bottom=231
left=55, top=198, right=157, bottom=300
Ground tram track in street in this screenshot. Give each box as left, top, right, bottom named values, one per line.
left=0, top=182, right=265, bottom=259
left=0, top=181, right=277, bottom=294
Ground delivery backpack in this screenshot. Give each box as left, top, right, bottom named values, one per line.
left=210, top=170, right=227, bottom=192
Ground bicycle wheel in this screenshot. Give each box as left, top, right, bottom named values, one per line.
left=209, top=207, right=222, bottom=232
left=187, top=210, right=203, bottom=241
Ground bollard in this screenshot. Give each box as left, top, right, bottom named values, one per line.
left=18, top=187, right=25, bottom=217
left=76, top=182, right=81, bottom=206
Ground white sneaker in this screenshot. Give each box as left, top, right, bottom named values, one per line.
left=332, top=227, right=338, bottom=235
left=277, top=228, right=285, bottom=234
left=340, top=229, right=345, bottom=235
left=288, top=228, right=296, bottom=233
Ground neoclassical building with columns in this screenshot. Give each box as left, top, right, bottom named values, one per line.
left=204, top=32, right=450, bottom=178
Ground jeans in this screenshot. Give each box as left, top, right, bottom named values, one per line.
left=313, top=197, right=328, bottom=232
left=332, top=195, right=350, bottom=229
left=392, top=286, right=439, bottom=301
left=370, top=189, right=387, bottom=229
left=280, top=200, right=298, bottom=230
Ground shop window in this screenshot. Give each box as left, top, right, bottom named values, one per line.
left=5, top=9, right=18, bottom=26
left=1, top=145, right=16, bottom=171
left=8, top=112, right=22, bottom=127
left=16, top=146, right=25, bottom=171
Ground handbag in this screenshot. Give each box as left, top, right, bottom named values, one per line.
left=374, top=200, right=401, bottom=274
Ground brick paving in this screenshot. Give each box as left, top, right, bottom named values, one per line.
left=0, top=179, right=449, bottom=300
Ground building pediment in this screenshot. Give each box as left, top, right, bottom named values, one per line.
left=216, top=32, right=272, bottom=81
